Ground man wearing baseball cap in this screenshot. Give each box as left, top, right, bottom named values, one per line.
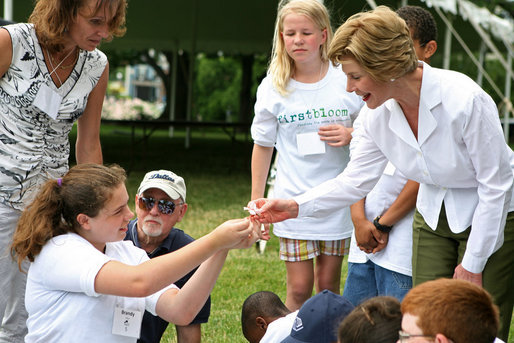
left=125, top=170, right=210, bottom=343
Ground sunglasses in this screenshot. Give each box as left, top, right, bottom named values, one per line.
left=138, top=196, right=180, bottom=215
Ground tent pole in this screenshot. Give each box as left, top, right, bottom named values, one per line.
left=476, top=41, right=486, bottom=86
left=185, top=56, right=194, bottom=149
left=365, top=0, right=377, bottom=9
left=3, top=0, right=13, bottom=21
left=185, top=0, right=199, bottom=149
left=442, top=14, right=453, bottom=70
left=503, top=53, right=512, bottom=143
left=124, top=64, right=132, bottom=98
left=168, top=49, right=178, bottom=138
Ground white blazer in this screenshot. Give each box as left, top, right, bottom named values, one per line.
left=295, top=62, right=514, bottom=273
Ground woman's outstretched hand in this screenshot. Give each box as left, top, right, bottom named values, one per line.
left=246, top=198, right=299, bottom=224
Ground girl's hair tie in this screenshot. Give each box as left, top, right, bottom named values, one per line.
left=57, top=178, right=62, bottom=187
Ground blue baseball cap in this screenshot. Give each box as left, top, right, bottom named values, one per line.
left=281, top=290, right=354, bottom=343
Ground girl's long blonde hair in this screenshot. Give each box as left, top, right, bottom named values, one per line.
left=268, top=0, right=333, bottom=96
left=11, top=164, right=126, bottom=271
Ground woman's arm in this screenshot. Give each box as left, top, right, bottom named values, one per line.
left=94, top=218, right=258, bottom=297
left=0, top=28, right=13, bottom=78
left=458, top=93, right=512, bottom=277
left=75, top=63, right=109, bottom=164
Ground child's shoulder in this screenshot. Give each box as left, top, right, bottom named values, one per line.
left=257, top=74, right=283, bottom=98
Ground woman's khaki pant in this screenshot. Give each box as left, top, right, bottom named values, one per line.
left=412, top=208, right=514, bottom=341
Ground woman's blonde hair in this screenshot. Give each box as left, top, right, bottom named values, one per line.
left=29, top=0, right=127, bottom=53
left=328, top=6, right=418, bottom=82
left=11, top=164, right=126, bottom=271
left=269, top=0, right=333, bottom=96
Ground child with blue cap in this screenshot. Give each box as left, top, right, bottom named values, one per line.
left=281, top=290, right=354, bottom=343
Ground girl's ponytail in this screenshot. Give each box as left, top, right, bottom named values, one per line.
left=12, top=179, right=67, bottom=271
left=11, top=164, right=126, bottom=271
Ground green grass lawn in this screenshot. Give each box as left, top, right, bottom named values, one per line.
left=70, top=124, right=513, bottom=342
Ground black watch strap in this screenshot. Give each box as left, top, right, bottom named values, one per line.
left=373, top=216, right=393, bottom=233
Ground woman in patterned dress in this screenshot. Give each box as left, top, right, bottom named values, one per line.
left=0, top=1, right=127, bottom=341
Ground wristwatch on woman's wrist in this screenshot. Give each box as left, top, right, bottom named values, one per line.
left=373, top=215, right=393, bottom=233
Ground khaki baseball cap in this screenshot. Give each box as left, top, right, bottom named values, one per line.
left=137, top=170, right=186, bottom=201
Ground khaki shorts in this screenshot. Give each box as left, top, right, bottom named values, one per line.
left=279, top=237, right=350, bottom=262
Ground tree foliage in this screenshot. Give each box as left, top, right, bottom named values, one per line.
left=193, top=53, right=268, bottom=122
left=193, top=54, right=241, bottom=122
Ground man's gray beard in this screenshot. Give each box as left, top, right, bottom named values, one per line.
left=142, top=223, right=163, bottom=237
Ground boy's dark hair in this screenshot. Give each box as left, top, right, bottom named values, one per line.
left=241, top=291, right=290, bottom=336
left=397, top=5, right=437, bottom=46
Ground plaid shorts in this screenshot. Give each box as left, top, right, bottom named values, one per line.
left=279, top=237, right=350, bottom=262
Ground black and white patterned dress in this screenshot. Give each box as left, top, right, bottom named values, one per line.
left=0, top=23, right=107, bottom=209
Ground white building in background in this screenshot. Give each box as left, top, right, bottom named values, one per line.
left=125, top=64, right=166, bottom=103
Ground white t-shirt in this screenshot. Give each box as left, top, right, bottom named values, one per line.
left=295, top=62, right=514, bottom=273
left=260, top=311, right=298, bottom=343
left=347, top=163, right=414, bottom=276
left=347, top=114, right=414, bottom=276
left=252, top=64, right=363, bottom=240
left=25, top=233, right=176, bottom=343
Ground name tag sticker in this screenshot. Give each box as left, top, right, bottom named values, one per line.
left=33, top=83, right=62, bottom=120
left=112, top=307, right=142, bottom=338
left=383, top=162, right=396, bottom=176
left=297, top=132, right=325, bottom=155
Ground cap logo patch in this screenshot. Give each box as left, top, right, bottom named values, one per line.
left=292, top=317, right=303, bottom=332
left=149, top=174, right=175, bottom=183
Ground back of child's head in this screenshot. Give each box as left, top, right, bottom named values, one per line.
left=241, top=291, right=289, bottom=337
left=401, top=279, right=499, bottom=343
left=282, top=289, right=354, bottom=343
left=269, top=0, right=333, bottom=95
left=338, top=296, right=401, bottom=343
